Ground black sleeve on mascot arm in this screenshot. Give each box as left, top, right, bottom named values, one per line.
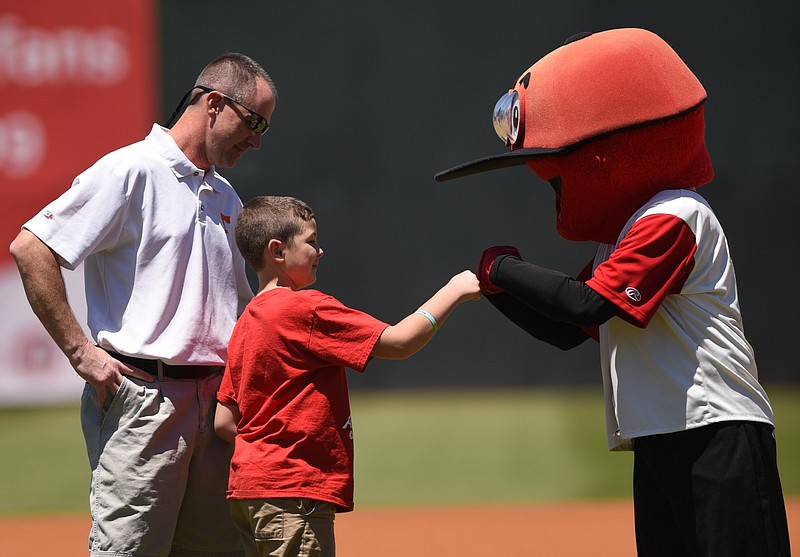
left=490, top=254, right=618, bottom=328
left=486, top=292, right=591, bottom=350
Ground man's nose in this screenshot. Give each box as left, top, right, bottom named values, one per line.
left=247, top=132, right=262, bottom=150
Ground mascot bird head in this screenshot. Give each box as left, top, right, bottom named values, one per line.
left=436, top=28, right=714, bottom=244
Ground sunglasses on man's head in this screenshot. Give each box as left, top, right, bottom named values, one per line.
left=164, top=85, right=270, bottom=135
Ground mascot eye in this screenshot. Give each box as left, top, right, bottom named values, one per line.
left=492, top=90, right=521, bottom=146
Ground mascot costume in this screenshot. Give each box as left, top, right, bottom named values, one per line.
left=436, top=28, right=790, bottom=555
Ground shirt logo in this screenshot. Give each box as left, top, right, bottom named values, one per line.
left=343, top=415, right=354, bottom=440
left=42, top=211, right=54, bottom=220
left=625, top=287, right=642, bottom=302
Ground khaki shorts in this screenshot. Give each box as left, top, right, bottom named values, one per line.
left=229, top=498, right=336, bottom=557
left=81, top=374, right=243, bottom=557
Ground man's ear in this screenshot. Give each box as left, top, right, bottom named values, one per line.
left=267, top=238, right=285, bottom=262
left=206, top=90, right=225, bottom=117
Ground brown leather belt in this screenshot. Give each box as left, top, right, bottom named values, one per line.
left=106, top=351, right=223, bottom=379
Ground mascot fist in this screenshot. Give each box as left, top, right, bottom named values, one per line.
left=478, top=246, right=522, bottom=295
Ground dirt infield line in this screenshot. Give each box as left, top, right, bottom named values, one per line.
left=2, top=499, right=797, bottom=556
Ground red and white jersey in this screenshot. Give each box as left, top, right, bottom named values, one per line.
left=586, top=189, right=773, bottom=450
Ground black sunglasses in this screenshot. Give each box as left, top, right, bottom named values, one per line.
left=164, top=85, right=270, bottom=135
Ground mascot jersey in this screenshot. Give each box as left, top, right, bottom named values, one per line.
left=584, top=188, right=773, bottom=450
left=484, top=187, right=775, bottom=450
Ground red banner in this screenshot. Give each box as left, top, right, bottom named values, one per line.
left=1, top=0, right=158, bottom=262
left=0, top=1, right=157, bottom=405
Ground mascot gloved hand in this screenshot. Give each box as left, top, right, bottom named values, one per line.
left=477, top=245, right=521, bottom=295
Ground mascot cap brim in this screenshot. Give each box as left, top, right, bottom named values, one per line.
left=434, top=147, right=566, bottom=182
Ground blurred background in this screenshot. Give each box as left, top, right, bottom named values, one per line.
left=2, top=0, right=797, bottom=401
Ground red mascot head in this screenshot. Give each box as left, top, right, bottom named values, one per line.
left=436, top=28, right=714, bottom=244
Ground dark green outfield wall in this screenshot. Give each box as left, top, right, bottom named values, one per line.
left=159, top=2, right=799, bottom=388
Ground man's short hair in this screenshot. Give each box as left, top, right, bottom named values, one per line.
left=196, top=52, right=277, bottom=105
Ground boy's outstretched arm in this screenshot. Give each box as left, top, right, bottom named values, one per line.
left=371, top=270, right=480, bottom=360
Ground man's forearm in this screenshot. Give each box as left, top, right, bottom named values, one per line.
left=10, top=230, right=90, bottom=361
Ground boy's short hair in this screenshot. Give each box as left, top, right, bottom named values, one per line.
left=236, top=196, right=315, bottom=270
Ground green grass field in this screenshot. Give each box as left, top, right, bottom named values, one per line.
left=1, top=385, right=798, bottom=515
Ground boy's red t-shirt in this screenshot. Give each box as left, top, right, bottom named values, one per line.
left=217, top=287, right=389, bottom=511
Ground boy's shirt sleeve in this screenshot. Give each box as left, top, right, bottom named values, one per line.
left=308, top=296, right=390, bottom=373
left=217, top=365, right=237, bottom=405
left=586, top=213, right=697, bottom=328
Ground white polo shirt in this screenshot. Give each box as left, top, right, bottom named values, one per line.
left=24, top=124, right=253, bottom=365
left=586, top=189, right=773, bottom=451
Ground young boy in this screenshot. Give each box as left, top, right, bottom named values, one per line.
left=215, top=195, right=480, bottom=557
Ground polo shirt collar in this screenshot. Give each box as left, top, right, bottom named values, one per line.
left=146, top=124, right=220, bottom=189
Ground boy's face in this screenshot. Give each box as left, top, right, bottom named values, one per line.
left=283, top=219, right=322, bottom=290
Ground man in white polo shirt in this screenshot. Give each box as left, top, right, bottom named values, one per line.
left=10, top=52, right=276, bottom=557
